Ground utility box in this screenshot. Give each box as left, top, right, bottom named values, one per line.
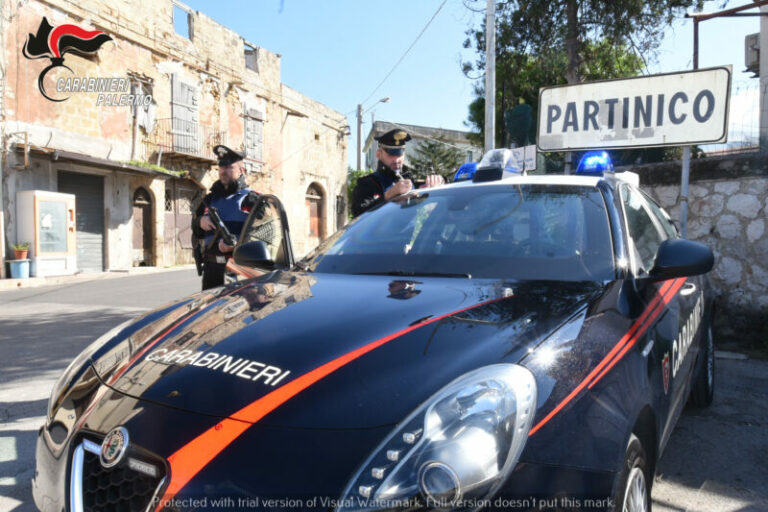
left=745, top=32, right=759, bottom=76
left=16, top=190, right=77, bottom=277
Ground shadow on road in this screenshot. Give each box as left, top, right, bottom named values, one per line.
left=0, top=309, right=139, bottom=386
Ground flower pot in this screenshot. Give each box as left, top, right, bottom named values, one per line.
left=10, top=259, right=30, bottom=279
left=14, top=249, right=28, bottom=260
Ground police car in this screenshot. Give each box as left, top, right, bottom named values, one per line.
left=34, top=150, right=715, bottom=512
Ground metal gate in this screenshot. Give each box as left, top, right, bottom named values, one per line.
left=57, top=171, right=105, bottom=273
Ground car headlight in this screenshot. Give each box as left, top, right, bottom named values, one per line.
left=47, top=319, right=134, bottom=419
left=336, top=364, right=537, bottom=512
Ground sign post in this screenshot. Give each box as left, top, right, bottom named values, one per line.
left=537, top=66, right=732, bottom=238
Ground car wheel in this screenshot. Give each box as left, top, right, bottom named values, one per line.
left=690, top=325, right=715, bottom=407
left=615, top=434, right=650, bottom=512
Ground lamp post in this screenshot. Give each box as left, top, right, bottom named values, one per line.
left=357, top=97, right=390, bottom=170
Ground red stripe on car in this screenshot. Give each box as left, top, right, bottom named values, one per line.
left=153, top=297, right=505, bottom=508
left=528, top=278, right=685, bottom=437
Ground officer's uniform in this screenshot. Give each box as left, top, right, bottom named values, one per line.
left=192, top=145, right=257, bottom=290
left=351, top=129, right=412, bottom=217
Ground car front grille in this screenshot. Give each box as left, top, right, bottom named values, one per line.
left=71, top=438, right=166, bottom=512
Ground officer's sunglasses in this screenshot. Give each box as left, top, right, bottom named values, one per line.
left=382, top=148, right=405, bottom=156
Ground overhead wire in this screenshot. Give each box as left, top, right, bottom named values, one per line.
left=359, top=0, right=448, bottom=109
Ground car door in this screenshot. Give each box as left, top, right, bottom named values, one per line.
left=640, top=190, right=705, bottom=405
left=619, top=184, right=697, bottom=450
left=235, top=194, right=295, bottom=271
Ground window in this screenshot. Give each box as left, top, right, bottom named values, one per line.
left=165, top=187, right=173, bottom=212
left=302, top=185, right=614, bottom=282
left=243, top=104, right=264, bottom=173
left=621, top=185, right=665, bottom=274
left=173, top=4, right=193, bottom=39
left=244, top=42, right=258, bottom=72
left=641, top=191, right=678, bottom=239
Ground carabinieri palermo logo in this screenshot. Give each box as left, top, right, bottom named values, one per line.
left=100, top=427, right=129, bottom=468
left=22, top=17, right=113, bottom=102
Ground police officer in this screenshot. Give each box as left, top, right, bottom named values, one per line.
left=351, top=129, right=444, bottom=217
left=193, top=145, right=257, bottom=290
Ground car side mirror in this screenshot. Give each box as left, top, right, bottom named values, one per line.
left=648, top=239, right=714, bottom=281
left=233, top=241, right=276, bottom=270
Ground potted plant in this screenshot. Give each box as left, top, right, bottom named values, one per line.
left=12, top=242, right=29, bottom=260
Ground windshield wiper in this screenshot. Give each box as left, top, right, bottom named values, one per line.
left=356, top=270, right=472, bottom=278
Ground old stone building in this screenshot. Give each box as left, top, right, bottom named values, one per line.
left=0, top=0, right=348, bottom=278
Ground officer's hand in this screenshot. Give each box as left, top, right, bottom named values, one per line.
left=200, top=215, right=215, bottom=231
left=385, top=179, right=413, bottom=200
left=218, top=239, right=234, bottom=253
left=419, top=175, right=445, bottom=189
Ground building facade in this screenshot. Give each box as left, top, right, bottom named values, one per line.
left=0, top=0, right=348, bottom=278
left=363, top=120, right=481, bottom=171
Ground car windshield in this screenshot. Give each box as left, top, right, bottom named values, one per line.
left=300, top=184, right=615, bottom=281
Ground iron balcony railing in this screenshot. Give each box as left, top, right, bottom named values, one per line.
left=144, top=118, right=226, bottom=162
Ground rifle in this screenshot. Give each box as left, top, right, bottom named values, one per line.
left=206, top=206, right=238, bottom=250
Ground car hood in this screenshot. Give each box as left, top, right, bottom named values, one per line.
left=93, top=271, right=602, bottom=428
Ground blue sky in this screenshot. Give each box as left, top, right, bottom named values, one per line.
left=182, top=0, right=760, bottom=166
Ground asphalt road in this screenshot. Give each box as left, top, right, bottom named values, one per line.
left=0, top=269, right=766, bottom=511
left=0, top=269, right=200, bottom=511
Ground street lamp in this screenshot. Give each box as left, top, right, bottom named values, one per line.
left=357, top=97, right=390, bottom=170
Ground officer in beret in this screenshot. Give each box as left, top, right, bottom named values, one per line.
left=192, top=145, right=259, bottom=290
left=351, top=129, right=445, bottom=217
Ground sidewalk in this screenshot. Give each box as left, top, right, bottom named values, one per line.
left=0, top=264, right=196, bottom=292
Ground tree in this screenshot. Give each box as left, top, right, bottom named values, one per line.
left=409, top=140, right=466, bottom=181
left=462, top=0, right=705, bottom=163
left=464, top=41, right=643, bottom=149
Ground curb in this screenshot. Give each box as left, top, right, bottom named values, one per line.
left=0, top=265, right=195, bottom=292
left=715, top=350, right=749, bottom=361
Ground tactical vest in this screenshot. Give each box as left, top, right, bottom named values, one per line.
left=204, top=189, right=251, bottom=248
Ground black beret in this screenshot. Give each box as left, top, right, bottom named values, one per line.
left=213, top=145, right=244, bottom=166
left=375, top=129, right=411, bottom=150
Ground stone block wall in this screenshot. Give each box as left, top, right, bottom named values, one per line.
left=625, top=153, right=768, bottom=346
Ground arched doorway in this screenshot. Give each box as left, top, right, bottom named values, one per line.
left=305, top=184, right=325, bottom=250
left=133, top=187, right=153, bottom=266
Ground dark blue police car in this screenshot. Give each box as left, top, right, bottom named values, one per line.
left=34, top=151, right=715, bottom=512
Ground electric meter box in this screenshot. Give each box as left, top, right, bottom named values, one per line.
left=16, top=190, right=77, bottom=277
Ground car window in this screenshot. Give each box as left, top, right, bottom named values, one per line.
left=301, top=185, right=615, bottom=282
left=620, top=185, right=665, bottom=274
left=239, top=196, right=289, bottom=265
left=641, top=191, right=678, bottom=239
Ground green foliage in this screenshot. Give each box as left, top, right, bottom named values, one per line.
left=409, top=140, right=465, bottom=181
left=123, top=160, right=187, bottom=177
left=463, top=0, right=703, bottom=166
left=12, top=242, right=29, bottom=250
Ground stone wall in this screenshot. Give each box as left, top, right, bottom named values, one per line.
left=624, top=153, right=768, bottom=345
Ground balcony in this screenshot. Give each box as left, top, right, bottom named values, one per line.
left=143, top=118, right=226, bottom=165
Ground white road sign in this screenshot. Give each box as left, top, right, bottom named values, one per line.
left=537, top=66, right=731, bottom=152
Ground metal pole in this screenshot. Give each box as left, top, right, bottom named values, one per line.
left=679, top=19, right=700, bottom=239
left=356, top=104, right=363, bottom=171
left=681, top=146, right=690, bottom=238
left=760, top=4, right=768, bottom=150
left=484, top=0, right=496, bottom=152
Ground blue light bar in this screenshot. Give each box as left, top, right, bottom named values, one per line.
left=454, top=162, right=478, bottom=182
left=576, top=151, right=613, bottom=176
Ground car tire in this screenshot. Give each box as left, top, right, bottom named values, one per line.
left=614, top=434, right=651, bottom=512
left=690, top=325, right=715, bottom=408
